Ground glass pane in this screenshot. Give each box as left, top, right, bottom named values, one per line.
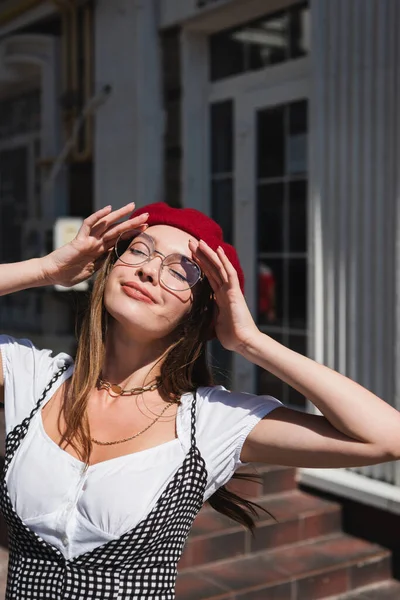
left=33, top=139, right=42, bottom=219
left=289, top=180, right=307, bottom=252
left=257, top=332, right=285, bottom=400
left=257, top=261, right=279, bottom=326
left=0, top=147, right=28, bottom=262
left=211, top=179, right=233, bottom=244
left=0, top=91, right=40, bottom=140
left=257, top=183, right=284, bottom=253
left=288, top=258, right=307, bottom=328
left=290, top=4, right=311, bottom=59
left=246, top=12, right=289, bottom=70
left=209, top=3, right=310, bottom=82
left=210, top=101, right=233, bottom=174
left=257, top=106, right=285, bottom=178
left=211, top=340, right=232, bottom=388
left=288, top=385, right=307, bottom=408
left=289, top=333, right=307, bottom=355
left=289, top=100, right=307, bottom=135
left=288, top=100, right=308, bottom=175
left=210, top=32, right=245, bottom=81
left=257, top=258, right=284, bottom=326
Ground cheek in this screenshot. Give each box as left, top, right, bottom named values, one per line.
left=161, top=289, right=193, bottom=324
left=103, top=270, right=192, bottom=327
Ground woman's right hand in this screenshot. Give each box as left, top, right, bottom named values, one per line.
left=41, top=203, right=148, bottom=287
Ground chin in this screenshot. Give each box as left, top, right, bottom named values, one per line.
left=104, top=299, right=174, bottom=343
left=105, top=294, right=151, bottom=328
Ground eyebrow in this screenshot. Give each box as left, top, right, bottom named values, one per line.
left=138, top=233, right=193, bottom=262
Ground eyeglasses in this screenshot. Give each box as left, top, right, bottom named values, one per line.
left=114, top=230, right=203, bottom=292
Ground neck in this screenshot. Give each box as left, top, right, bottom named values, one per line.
left=102, top=320, right=173, bottom=387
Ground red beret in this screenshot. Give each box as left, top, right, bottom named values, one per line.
left=130, top=202, right=244, bottom=293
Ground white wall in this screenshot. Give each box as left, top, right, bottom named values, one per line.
left=94, top=0, right=163, bottom=211
left=301, top=0, right=400, bottom=502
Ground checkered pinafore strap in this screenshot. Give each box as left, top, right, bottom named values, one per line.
left=3, top=365, right=69, bottom=474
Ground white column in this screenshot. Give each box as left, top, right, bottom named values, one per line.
left=181, top=29, right=209, bottom=212
left=309, top=0, right=400, bottom=484
left=39, top=36, right=67, bottom=219
left=94, top=0, right=163, bottom=211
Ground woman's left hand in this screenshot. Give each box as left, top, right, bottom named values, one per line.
left=189, top=240, right=259, bottom=353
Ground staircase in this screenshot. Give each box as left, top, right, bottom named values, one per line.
left=176, top=465, right=400, bottom=600
left=0, top=547, right=6, bottom=600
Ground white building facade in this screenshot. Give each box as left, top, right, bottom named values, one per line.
left=0, top=0, right=400, bottom=513
left=156, top=0, right=400, bottom=513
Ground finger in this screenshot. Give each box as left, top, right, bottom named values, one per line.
left=101, top=202, right=136, bottom=225
left=80, top=205, right=113, bottom=233
left=102, top=216, right=148, bottom=243
left=90, top=202, right=137, bottom=236
left=189, top=239, right=228, bottom=291
left=196, top=258, right=226, bottom=291
left=216, top=246, right=241, bottom=286
left=197, top=241, right=229, bottom=285
left=192, top=253, right=225, bottom=293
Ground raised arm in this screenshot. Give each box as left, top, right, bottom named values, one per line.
left=238, top=335, right=400, bottom=467
left=0, top=202, right=149, bottom=404
left=189, top=239, right=400, bottom=469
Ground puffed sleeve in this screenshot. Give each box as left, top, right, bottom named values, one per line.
left=195, top=385, right=283, bottom=501
left=0, top=335, right=72, bottom=434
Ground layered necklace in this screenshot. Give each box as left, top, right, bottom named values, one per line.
left=98, top=377, right=160, bottom=398
left=92, top=376, right=174, bottom=447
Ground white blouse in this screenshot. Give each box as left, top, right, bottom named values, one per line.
left=0, top=335, right=282, bottom=560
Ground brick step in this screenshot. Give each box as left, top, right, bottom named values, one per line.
left=176, top=533, right=392, bottom=600
left=179, top=489, right=342, bottom=569
left=327, top=580, right=400, bottom=599
left=0, top=547, right=8, bottom=600
left=225, top=464, right=298, bottom=499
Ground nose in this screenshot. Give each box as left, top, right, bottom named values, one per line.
left=136, top=255, right=162, bottom=284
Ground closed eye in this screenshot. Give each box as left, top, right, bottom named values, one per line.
left=129, top=248, right=148, bottom=257
left=169, top=268, right=188, bottom=282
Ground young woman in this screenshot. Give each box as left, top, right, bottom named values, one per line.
left=0, top=201, right=399, bottom=600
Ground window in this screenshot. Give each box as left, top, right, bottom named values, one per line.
left=256, top=100, right=308, bottom=407
left=0, top=91, right=40, bottom=139
left=209, top=2, right=310, bottom=81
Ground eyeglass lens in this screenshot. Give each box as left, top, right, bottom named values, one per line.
left=115, top=231, right=200, bottom=291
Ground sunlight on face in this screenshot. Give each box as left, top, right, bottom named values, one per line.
left=104, top=225, right=199, bottom=341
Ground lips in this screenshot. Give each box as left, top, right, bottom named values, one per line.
left=121, top=282, right=156, bottom=304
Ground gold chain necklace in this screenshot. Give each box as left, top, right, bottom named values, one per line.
left=138, top=392, right=180, bottom=419
left=98, top=377, right=160, bottom=397
left=91, top=400, right=174, bottom=446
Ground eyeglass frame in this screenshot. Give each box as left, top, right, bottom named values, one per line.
left=114, top=229, right=204, bottom=292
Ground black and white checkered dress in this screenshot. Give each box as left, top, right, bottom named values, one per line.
left=0, top=366, right=208, bottom=599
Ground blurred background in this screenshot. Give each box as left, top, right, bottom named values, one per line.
left=1, top=0, right=400, bottom=597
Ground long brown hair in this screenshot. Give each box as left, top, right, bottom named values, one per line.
left=61, top=250, right=273, bottom=533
